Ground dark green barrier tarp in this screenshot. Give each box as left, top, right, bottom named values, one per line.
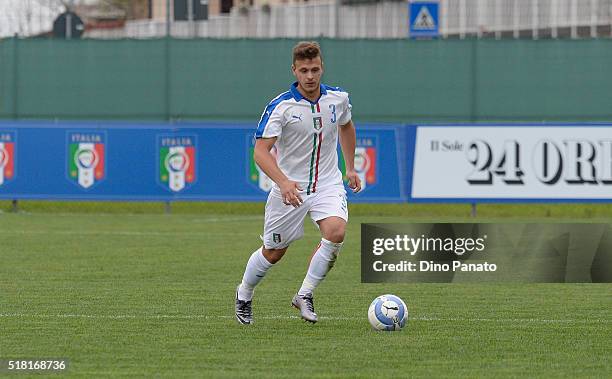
left=1, top=38, right=611, bottom=122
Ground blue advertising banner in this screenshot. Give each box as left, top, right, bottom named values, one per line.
left=2, top=121, right=611, bottom=204
left=0, top=121, right=405, bottom=202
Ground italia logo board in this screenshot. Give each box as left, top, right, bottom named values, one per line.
left=247, top=136, right=276, bottom=192
left=339, top=136, right=378, bottom=190
left=158, top=134, right=197, bottom=192
left=67, top=131, right=106, bottom=189
left=0, top=131, right=16, bottom=187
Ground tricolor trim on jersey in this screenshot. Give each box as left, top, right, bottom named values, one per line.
left=307, top=101, right=323, bottom=194
left=307, top=133, right=323, bottom=195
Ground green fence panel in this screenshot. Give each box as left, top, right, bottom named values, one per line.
left=476, top=39, right=612, bottom=121
left=1, top=38, right=610, bottom=122
left=321, top=39, right=474, bottom=122
left=6, top=39, right=167, bottom=119
left=169, top=39, right=296, bottom=121
left=0, top=39, right=17, bottom=119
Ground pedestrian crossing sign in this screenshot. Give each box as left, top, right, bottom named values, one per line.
left=409, top=1, right=439, bottom=38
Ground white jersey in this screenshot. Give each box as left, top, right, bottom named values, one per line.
left=255, top=82, right=352, bottom=195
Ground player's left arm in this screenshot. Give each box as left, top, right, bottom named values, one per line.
left=338, top=120, right=362, bottom=193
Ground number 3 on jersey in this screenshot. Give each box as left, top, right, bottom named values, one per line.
left=329, top=104, right=336, bottom=124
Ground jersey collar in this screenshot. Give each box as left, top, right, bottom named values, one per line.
left=290, top=82, right=327, bottom=104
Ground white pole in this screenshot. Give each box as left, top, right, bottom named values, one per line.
left=66, top=12, right=72, bottom=39
left=360, top=5, right=366, bottom=38
left=314, top=3, right=319, bottom=38
left=298, top=4, right=303, bottom=38
left=334, top=0, right=339, bottom=38
left=187, top=0, right=195, bottom=38
left=255, top=7, right=260, bottom=38
left=590, top=0, right=598, bottom=38
left=551, top=0, right=557, bottom=38
left=571, top=0, right=577, bottom=38
left=477, top=0, right=483, bottom=38
left=532, top=0, right=539, bottom=39
left=513, top=0, right=519, bottom=38
left=270, top=6, right=276, bottom=37
left=166, top=0, right=171, bottom=37
left=38, top=0, right=43, bottom=35
left=459, top=0, right=466, bottom=39
left=392, top=1, right=399, bottom=38
left=495, top=0, right=502, bottom=39
left=441, top=0, right=449, bottom=38
left=376, top=2, right=382, bottom=39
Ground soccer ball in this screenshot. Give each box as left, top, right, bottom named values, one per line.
left=368, top=294, right=408, bottom=331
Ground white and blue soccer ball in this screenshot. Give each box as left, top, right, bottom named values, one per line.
left=368, top=294, right=408, bottom=331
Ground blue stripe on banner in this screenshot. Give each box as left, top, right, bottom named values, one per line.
left=255, top=91, right=293, bottom=139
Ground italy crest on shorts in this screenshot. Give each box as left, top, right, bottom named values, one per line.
left=0, top=131, right=16, bottom=187
left=67, top=131, right=106, bottom=189
left=158, top=134, right=197, bottom=192
left=339, top=136, right=378, bottom=190
left=247, top=135, right=276, bottom=192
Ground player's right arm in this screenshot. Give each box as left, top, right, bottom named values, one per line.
left=254, top=137, right=303, bottom=207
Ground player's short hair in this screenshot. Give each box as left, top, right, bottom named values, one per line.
left=292, top=41, right=322, bottom=63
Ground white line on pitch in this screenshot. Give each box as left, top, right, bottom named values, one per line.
left=0, top=313, right=609, bottom=324
left=0, top=229, right=322, bottom=238
left=0, top=214, right=263, bottom=222
left=0, top=230, right=263, bottom=237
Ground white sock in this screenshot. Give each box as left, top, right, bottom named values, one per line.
left=298, top=238, right=343, bottom=296
left=237, top=247, right=273, bottom=301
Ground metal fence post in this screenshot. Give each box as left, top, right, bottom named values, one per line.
left=513, top=0, right=519, bottom=38
left=532, top=0, right=539, bottom=39
left=459, top=0, right=466, bottom=39
left=477, top=0, right=484, bottom=38
left=495, top=0, right=502, bottom=39
left=551, top=0, right=558, bottom=38
left=441, top=0, right=449, bottom=38
left=166, top=0, right=171, bottom=37
left=571, top=0, right=578, bottom=38
left=187, top=0, right=195, bottom=38
left=590, top=0, right=598, bottom=38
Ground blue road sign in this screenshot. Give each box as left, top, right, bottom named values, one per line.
left=409, top=1, right=439, bottom=38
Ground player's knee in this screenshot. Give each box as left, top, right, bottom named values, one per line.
left=325, top=228, right=345, bottom=244
left=319, top=217, right=346, bottom=243
left=262, top=247, right=287, bottom=264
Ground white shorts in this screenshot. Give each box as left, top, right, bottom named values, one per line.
left=262, top=185, right=348, bottom=250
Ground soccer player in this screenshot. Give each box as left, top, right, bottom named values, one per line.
left=235, top=41, right=361, bottom=324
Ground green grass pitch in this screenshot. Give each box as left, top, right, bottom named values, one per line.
left=1, top=203, right=611, bottom=377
